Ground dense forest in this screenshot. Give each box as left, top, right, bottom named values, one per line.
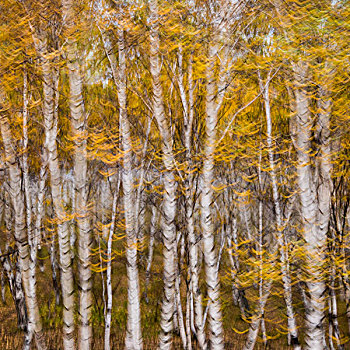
left=0, top=0, right=349, bottom=349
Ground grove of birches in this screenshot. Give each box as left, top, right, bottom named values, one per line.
left=0, top=0, right=349, bottom=349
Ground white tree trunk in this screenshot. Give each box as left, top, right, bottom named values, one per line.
left=291, top=60, right=332, bottom=350
left=227, top=218, right=249, bottom=318
left=49, top=231, right=61, bottom=306
left=0, top=248, right=28, bottom=335
left=134, top=119, right=151, bottom=244
left=0, top=108, right=46, bottom=349
left=174, top=235, right=187, bottom=349
left=35, top=158, right=47, bottom=252
left=243, top=282, right=272, bottom=350
left=177, top=49, right=207, bottom=349
left=118, top=30, right=143, bottom=350
left=149, top=1, right=177, bottom=348
left=62, top=1, right=92, bottom=347
left=257, top=149, right=267, bottom=348
left=259, top=71, right=300, bottom=348
left=104, top=189, right=118, bottom=350
left=31, top=31, right=76, bottom=349
left=99, top=19, right=143, bottom=349
left=186, top=287, right=193, bottom=350
left=22, top=70, right=47, bottom=350
left=200, top=41, right=226, bottom=349
left=328, top=260, right=343, bottom=350
left=145, top=204, right=157, bottom=302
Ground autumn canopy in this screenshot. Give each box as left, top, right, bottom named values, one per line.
left=0, top=0, right=349, bottom=349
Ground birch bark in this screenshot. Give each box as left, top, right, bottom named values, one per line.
left=104, top=188, right=118, bottom=350
left=62, top=1, right=92, bottom=347
left=30, top=31, right=76, bottom=349
left=0, top=109, right=46, bottom=349
left=243, top=282, right=272, bottom=350
left=99, top=18, right=143, bottom=348
left=22, top=70, right=47, bottom=350
left=145, top=204, right=158, bottom=302
left=118, top=29, right=143, bottom=350
left=177, top=50, right=206, bottom=349
left=35, top=158, right=47, bottom=252
left=259, top=71, right=300, bottom=348
left=291, top=60, right=332, bottom=350
left=149, top=1, right=177, bottom=348
left=1, top=183, right=29, bottom=333
left=200, top=40, right=226, bottom=350
left=0, top=248, right=28, bottom=335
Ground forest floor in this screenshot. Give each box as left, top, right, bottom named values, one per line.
left=1, top=251, right=350, bottom=349
left=1, top=292, right=349, bottom=349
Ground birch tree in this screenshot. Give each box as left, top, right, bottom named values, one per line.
left=200, top=6, right=229, bottom=349
left=149, top=1, right=178, bottom=348
left=290, top=59, right=332, bottom=350
left=0, top=97, right=46, bottom=349
left=173, top=39, right=207, bottom=347
left=0, top=0, right=348, bottom=348
left=258, top=70, right=300, bottom=348
left=62, top=1, right=92, bottom=347
left=98, top=7, right=143, bottom=347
